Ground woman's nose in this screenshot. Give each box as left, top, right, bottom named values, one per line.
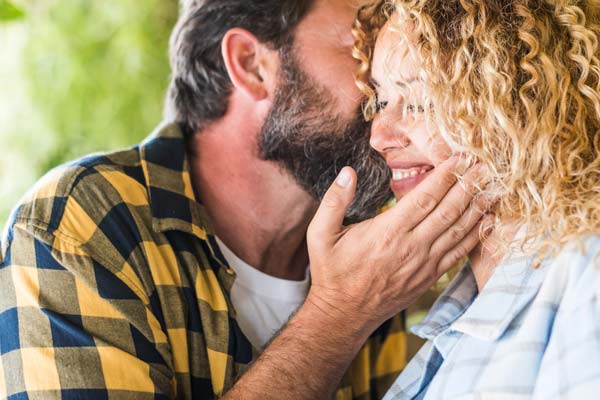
left=370, top=112, right=411, bottom=154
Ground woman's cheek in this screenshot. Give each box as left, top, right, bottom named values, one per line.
left=406, top=123, right=451, bottom=166
left=429, top=139, right=453, bottom=166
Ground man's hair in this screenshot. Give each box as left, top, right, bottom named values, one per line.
left=165, top=0, right=314, bottom=136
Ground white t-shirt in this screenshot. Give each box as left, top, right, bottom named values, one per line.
left=215, top=237, right=310, bottom=350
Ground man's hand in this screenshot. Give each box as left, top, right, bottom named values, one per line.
left=307, top=156, right=490, bottom=337
left=225, top=157, right=490, bottom=400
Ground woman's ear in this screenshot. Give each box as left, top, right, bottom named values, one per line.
left=221, top=28, right=279, bottom=101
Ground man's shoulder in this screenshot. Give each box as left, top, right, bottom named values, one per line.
left=8, top=145, right=148, bottom=244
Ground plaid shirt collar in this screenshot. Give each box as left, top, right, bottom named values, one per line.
left=140, top=121, right=215, bottom=240
left=413, top=252, right=549, bottom=342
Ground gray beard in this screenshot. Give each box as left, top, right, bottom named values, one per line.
left=258, top=48, right=392, bottom=223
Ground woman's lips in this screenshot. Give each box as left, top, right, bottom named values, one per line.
left=388, top=164, right=435, bottom=194
left=391, top=165, right=433, bottom=180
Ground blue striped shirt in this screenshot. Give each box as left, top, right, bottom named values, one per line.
left=384, top=235, right=600, bottom=399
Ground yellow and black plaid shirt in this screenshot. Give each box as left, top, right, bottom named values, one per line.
left=0, top=122, right=406, bottom=399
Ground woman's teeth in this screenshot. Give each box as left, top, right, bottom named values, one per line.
left=392, top=167, right=432, bottom=181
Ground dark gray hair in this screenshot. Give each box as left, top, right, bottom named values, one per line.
left=165, top=0, right=314, bottom=136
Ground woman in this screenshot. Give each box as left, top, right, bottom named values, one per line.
left=354, top=0, right=600, bottom=398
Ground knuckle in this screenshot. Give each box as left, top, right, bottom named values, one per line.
left=449, top=224, right=466, bottom=242
left=413, top=191, right=438, bottom=214
left=400, top=239, right=426, bottom=265
left=456, top=243, right=469, bottom=257
left=428, top=249, right=443, bottom=267
left=450, top=244, right=469, bottom=262
left=391, top=241, right=415, bottom=266
left=436, top=207, right=458, bottom=225
left=441, top=170, right=458, bottom=187
left=321, top=195, right=340, bottom=210
left=380, top=224, right=399, bottom=246
left=426, top=241, right=444, bottom=262
left=321, top=189, right=345, bottom=210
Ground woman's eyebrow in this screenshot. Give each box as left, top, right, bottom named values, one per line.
left=395, top=77, right=419, bottom=88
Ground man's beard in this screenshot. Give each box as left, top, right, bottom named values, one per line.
left=258, top=48, right=392, bottom=223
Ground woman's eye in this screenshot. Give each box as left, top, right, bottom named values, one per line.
left=406, top=104, right=426, bottom=114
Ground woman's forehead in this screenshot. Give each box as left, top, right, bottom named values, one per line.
left=373, top=15, right=421, bottom=86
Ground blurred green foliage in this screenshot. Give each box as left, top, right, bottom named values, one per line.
left=0, top=0, right=25, bottom=21
left=0, top=0, right=178, bottom=227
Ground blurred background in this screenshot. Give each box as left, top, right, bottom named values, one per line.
left=0, top=0, right=178, bottom=229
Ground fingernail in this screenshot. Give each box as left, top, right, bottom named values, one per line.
left=454, top=156, right=471, bottom=175
left=336, top=168, right=352, bottom=188
left=474, top=164, right=491, bottom=186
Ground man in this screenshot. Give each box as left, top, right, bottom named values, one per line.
left=0, top=0, right=484, bottom=399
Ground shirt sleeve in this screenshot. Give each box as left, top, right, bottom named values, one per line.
left=0, top=222, right=175, bottom=399
left=335, top=313, right=407, bottom=399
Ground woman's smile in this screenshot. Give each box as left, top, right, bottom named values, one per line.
left=388, top=162, right=435, bottom=195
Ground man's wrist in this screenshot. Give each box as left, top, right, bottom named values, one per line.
left=225, top=292, right=373, bottom=399
left=298, top=292, right=373, bottom=353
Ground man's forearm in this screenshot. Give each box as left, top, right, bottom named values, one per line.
left=223, top=296, right=371, bottom=399
left=223, top=159, right=486, bottom=399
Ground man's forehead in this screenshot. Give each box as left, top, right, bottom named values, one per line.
left=305, top=0, right=366, bottom=23
left=300, top=0, right=365, bottom=42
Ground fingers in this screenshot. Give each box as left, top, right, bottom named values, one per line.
left=412, top=163, right=484, bottom=240
left=436, top=215, right=493, bottom=275
left=307, top=167, right=357, bottom=250
left=414, top=161, right=486, bottom=242
left=389, top=157, right=471, bottom=231
left=388, top=156, right=469, bottom=229
left=427, top=193, right=487, bottom=259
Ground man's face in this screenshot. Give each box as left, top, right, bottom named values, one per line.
left=258, top=0, right=392, bottom=222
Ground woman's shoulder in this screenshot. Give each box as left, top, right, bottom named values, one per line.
left=542, top=235, right=600, bottom=311
left=552, top=234, right=600, bottom=273
left=533, top=235, right=600, bottom=399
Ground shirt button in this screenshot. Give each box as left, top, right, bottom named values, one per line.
left=225, top=268, right=235, bottom=276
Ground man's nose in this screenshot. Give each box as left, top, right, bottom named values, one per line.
left=370, top=113, right=411, bottom=153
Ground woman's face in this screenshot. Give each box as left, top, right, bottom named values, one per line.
left=370, top=15, right=452, bottom=200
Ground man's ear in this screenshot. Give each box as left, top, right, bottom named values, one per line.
left=221, top=28, right=278, bottom=101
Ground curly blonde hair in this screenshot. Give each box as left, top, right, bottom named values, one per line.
left=354, top=0, right=600, bottom=258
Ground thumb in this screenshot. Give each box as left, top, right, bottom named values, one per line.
left=308, top=167, right=357, bottom=248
